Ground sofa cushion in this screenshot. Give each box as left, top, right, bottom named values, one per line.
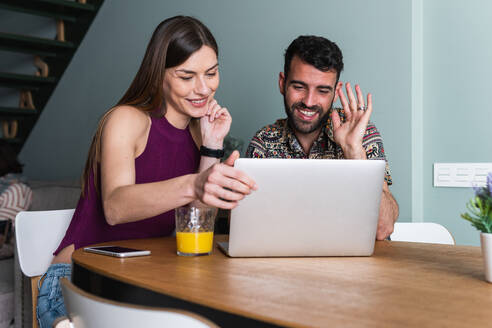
left=29, top=180, right=81, bottom=211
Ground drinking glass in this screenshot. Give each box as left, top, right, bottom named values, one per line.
left=175, top=205, right=216, bottom=256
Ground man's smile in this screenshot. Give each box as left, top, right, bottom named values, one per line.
left=296, top=108, right=319, bottom=121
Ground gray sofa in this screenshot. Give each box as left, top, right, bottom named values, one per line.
left=14, top=180, right=81, bottom=328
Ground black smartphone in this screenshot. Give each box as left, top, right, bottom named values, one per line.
left=83, top=246, right=151, bottom=258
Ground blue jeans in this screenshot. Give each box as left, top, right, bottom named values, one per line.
left=36, top=263, right=72, bottom=328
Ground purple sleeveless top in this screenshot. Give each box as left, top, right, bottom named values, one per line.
left=54, top=116, right=200, bottom=255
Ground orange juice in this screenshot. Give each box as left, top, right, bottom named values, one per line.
left=176, top=231, right=214, bottom=255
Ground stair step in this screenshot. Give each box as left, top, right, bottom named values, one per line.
left=0, top=0, right=104, bottom=153
left=0, top=32, right=75, bottom=57
left=0, top=107, right=38, bottom=117
left=39, top=0, right=96, bottom=11
left=0, top=72, right=57, bottom=90
left=0, top=137, right=23, bottom=145
left=0, top=0, right=96, bottom=22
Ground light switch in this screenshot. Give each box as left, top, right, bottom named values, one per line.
left=434, top=163, right=492, bottom=188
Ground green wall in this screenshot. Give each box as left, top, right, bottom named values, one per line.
left=422, top=0, right=492, bottom=245
left=20, top=1, right=413, bottom=229
left=16, top=0, right=491, bottom=245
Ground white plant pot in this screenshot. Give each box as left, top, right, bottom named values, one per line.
left=480, top=232, right=492, bottom=283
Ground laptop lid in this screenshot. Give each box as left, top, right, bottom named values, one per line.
left=227, top=158, right=385, bottom=257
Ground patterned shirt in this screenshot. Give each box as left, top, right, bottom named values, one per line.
left=245, top=108, right=392, bottom=185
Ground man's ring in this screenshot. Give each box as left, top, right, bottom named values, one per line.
left=358, top=105, right=367, bottom=111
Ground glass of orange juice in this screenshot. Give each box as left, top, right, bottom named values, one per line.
left=175, top=205, right=217, bottom=256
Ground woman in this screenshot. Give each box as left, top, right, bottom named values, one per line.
left=36, top=16, right=256, bottom=328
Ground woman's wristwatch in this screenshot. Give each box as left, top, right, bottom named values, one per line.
left=199, top=145, right=224, bottom=159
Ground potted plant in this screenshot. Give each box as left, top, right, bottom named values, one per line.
left=461, top=172, right=492, bottom=282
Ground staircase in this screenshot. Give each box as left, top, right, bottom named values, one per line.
left=0, top=0, right=104, bottom=153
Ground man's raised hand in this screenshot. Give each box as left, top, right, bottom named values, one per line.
left=331, top=83, right=372, bottom=159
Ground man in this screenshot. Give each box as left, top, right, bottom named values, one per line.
left=246, top=36, right=398, bottom=240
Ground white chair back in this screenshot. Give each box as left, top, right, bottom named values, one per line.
left=60, top=278, right=218, bottom=328
left=15, top=209, right=75, bottom=277
left=391, top=222, right=455, bottom=245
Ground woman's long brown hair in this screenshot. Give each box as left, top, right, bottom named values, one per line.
left=81, top=16, right=218, bottom=195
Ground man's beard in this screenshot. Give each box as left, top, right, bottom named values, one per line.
left=284, top=97, right=332, bottom=135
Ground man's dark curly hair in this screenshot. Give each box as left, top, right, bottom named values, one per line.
left=284, top=35, right=344, bottom=81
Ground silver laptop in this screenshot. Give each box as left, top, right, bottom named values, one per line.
left=218, top=158, right=385, bottom=257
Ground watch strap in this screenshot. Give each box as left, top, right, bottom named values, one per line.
left=200, top=145, right=224, bottom=158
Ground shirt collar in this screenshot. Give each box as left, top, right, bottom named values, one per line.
left=283, top=120, right=304, bottom=155
left=284, top=119, right=330, bottom=157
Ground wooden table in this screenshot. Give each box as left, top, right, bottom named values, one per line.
left=72, top=235, right=492, bottom=328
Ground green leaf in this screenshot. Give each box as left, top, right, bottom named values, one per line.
left=461, top=197, right=492, bottom=233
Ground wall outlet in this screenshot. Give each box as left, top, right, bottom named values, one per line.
left=434, top=163, right=492, bottom=188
